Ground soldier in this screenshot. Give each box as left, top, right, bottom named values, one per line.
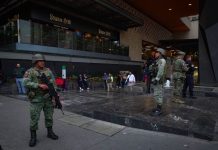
left=23, top=54, right=58, bottom=147
left=150, top=48, right=166, bottom=116
left=172, top=51, right=189, bottom=103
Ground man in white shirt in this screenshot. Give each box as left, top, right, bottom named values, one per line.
left=126, top=72, right=136, bottom=91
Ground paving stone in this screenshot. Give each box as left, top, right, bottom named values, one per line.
left=59, top=114, right=94, bottom=126
left=81, top=120, right=125, bottom=136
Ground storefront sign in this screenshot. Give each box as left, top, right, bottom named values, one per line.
left=98, top=29, right=111, bottom=37
left=50, top=13, right=71, bottom=25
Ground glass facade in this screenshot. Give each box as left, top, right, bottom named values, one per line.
left=0, top=19, right=129, bottom=56
left=0, top=21, right=18, bottom=45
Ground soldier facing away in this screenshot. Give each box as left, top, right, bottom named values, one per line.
left=23, top=54, right=58, bottom=147
left=172, top=51, right=189, bottom=104
left=149, top=48, right=166, bottom=116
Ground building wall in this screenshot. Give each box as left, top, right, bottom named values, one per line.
left=199, top=0, right=218, bottom=86
left=111, top=0, right=173, bottom=61
left=173, top=20, right=199, bottom=40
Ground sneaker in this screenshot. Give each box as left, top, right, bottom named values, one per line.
left=150, top=109, right=162, bottom=116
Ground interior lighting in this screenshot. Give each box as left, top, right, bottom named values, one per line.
left=168, top=8, right=172, bottom=11
left=188, top=3, right=192, bottom=6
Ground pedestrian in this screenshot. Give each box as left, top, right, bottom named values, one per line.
left=107, top=73, right=113, bottom=92
left=77, top=74, right=84, bottom=91
left=13, top=63, right=26, bottom=94
left=126, top=72, right=136, bottom=92
left=149, top=48, right=166, bottom=116
left=142, top=61, right=148, bottom=83
left=23, top=54, right=58, bottom=147
left=116, top=73, right=122, bottom=88
left=172, top=51, right=189, bottom=104
left=182, top=55, right=196, bottom=99
left=103, top=73, right=108, bottom=90
left=121, top=72, right=127, bottom=88
left=83, top=74, right=89, bottom=90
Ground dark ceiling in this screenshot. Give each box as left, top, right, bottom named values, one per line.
left=125, top=0, right=199, bottom=33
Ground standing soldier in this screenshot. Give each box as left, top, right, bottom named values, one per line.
left=23, top=54, right=58, bottom=147
left=150, top=48, right=166, bottom=116
left=172, top=51, right=189, bottom=103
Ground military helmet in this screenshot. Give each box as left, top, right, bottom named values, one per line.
left=176, top=50, right=186, bottom=56
left=156, top=48, right=166, bottom=55
left=32, top=54, right=45, bottom=64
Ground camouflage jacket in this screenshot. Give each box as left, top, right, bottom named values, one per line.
left=173, top=58, right=189, bottom=79
left=149, top=57, right=166, bottom=81
left=23, top=67, right=56, bottom=102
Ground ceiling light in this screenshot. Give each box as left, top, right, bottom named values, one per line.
left=188, top=3, right=192, bottom=6
left=168, top=8, right=172, bottom=11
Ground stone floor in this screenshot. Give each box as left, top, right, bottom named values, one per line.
left=1, top=83, right=218, bottom=141
left=58, top=88, right=218, bottom=141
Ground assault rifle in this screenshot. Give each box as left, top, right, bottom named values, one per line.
left=39, top=73, right=64, bottom=115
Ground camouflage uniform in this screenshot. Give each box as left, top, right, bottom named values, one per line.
left=151, top=56, right=166, bottom=105
left=24, top=67, right=56, bottom=130
left=24, top=54, right=58, bottom=147
left=172, top=53, right=188, bottom=103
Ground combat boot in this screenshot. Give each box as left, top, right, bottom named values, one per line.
left=150, top=104, right=162, bottom=116
left=47, top=127, right=58, bottom=140
left=29, top=130, right=37, bottom=147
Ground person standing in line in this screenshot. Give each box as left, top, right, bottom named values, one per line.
left=150, top=48, right=166, bottom=116
left=107, top=73, right=113, bottom=92
left=182, top=55, right=196, bottom=99
left=13, top=63, right=26, bottom=94
left=172, top=51, right=189, bottom=104
left=23, top=54, right=59, bottom=147
left=126, top=72, right=136, bottom=92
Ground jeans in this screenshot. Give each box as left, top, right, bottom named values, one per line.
left=16, top=78, right=26, bottom=94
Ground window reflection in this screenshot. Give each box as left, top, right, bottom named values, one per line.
left=0, top=19, right=129, bottom=56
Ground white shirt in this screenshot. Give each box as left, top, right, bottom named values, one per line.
left=127, top=74, right=136, bottom=86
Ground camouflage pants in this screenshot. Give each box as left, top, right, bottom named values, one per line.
left=153, top=83, right=164, bottom=105
left=30, top=100, right=54, bottom=130
left=173, top=78, right=184, bottom=97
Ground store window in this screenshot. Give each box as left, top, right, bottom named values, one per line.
left=19, top=20, right=31, bottom=44
left=42, top=24, right=58, bottom=47
left=32, top=22, right=42, bottom=45
left=58, top=28, right=73, bottom=49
